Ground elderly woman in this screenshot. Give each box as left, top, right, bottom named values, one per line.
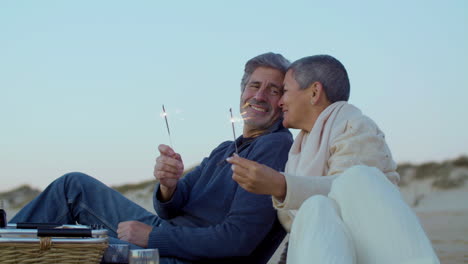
left=227, top=55, right=439, bottom=264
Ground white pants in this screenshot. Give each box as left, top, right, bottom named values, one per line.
left=287, top=166, right=440, bottom=264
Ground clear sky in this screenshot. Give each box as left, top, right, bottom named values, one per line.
left=1, top=0, right=467, bottom=191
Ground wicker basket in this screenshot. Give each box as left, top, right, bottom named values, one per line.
left=0, top=227, right=108, bottom=264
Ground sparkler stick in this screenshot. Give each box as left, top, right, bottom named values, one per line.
left=229, top=108, right=239, bottom=155
left=162, top=105, right=173, bottom=148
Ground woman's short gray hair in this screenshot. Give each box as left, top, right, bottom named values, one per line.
left=240, top=52, right=290, bottom=92
left=289, top=55, right=350, bottom=102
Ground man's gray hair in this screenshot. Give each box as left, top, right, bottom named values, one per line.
left=240, top=52, right=290, bottom=92
left=289, top=55, right=350, bottom=102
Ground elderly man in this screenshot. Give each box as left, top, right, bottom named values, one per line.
left=10, top=52, right=293, bottom=264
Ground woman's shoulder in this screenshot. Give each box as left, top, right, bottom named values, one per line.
left=337, top=104, right=380, bottom=134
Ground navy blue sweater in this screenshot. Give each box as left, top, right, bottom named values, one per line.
left=149, top=120, right=292, bottom=263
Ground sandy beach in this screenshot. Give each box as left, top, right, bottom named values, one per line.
left=4, top=174, right=468, bottom=263
left=417, top=210, right=468, bottom=263
left=400, top=177, right=468, bottom=263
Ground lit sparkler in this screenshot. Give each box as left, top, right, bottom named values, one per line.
left=162, top=105, right=173, bottom=148
left=229, top=108, right=239, bottom=155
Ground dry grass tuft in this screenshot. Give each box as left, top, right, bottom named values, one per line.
left=397, top=156, right=468, bottom=190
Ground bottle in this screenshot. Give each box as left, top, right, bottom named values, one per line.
left=129, top=249, right=159, bottom=264
left=0, top=200, right=6, bottom=228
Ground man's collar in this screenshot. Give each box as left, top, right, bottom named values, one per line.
left=240, top=118, right=285, bottom=141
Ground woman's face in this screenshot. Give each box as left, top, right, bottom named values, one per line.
left=279, top=70, right=313, bottom=130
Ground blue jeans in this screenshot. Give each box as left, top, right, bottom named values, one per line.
left=10, top=172, right=192, bottom=264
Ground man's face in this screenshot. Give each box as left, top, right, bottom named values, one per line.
left=240, top=67, right=284, bottom=137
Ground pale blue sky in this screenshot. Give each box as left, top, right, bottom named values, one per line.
left=1, top=0, right=467, bottom=191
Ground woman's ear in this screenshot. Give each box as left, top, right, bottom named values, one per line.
left=309, top=82, right=322, bottom=105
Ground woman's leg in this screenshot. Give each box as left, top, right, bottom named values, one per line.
left=329, top=165, right=439, bottom=264
left=287, top=195, right=356, bottom=264
left=10, top=172, right=161, bottom=238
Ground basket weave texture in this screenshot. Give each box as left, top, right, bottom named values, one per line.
left=0, top=237, right=108, bottom=264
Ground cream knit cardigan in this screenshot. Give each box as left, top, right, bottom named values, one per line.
left=274, top=101, right=399, bottom=231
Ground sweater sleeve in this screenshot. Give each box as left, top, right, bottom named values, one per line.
left=153, top=156, right=209, bottom=219
left=274, top=115, right=399, bottom=211
left=148, top=134, right=292, bottom=260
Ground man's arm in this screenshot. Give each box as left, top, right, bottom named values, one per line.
left=153, top=144, right=184, bottom=201
left=149, top=135, right=291, bottom=260
left=153, top=157, right=208, bottom=219
left=117, top=149, right=213, bottom=247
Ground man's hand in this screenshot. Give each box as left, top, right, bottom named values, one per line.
left=117, top=221, right=153, bottom=248
left=227, top=154, right=287, bottom=201
left=154, top=144, right=184, bottom=201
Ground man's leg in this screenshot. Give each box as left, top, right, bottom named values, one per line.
left=329, top=165, right=440, bottom=264
left=159, top=258, right=193, bottom=264
left=10, top=172, right=161, bottom=238
left=287, top=195, right=356, bottom=264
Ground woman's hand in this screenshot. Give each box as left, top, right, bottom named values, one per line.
left=227, top=154, right=287, bottom=201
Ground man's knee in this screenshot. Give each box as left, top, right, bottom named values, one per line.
left=58, top=172, right=96, bottom=189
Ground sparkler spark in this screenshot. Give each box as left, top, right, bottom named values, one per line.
left=162, top=105, right=173, bottom=148
left=230, top=108, right=239, bottom=155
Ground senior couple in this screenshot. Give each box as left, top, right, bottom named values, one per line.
left=11, top=53, right=439, bottom=264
